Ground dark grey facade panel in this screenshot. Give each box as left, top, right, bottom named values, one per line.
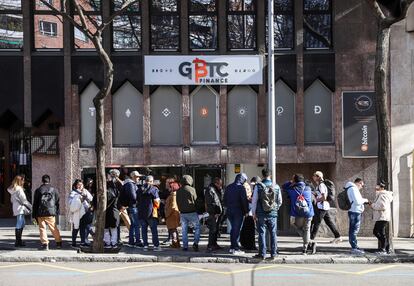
left=303, top=53, right=335, bottom=92
left=275, top=80, right=295, bottom=145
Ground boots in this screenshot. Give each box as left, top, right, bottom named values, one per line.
left=71, top=228, right=79, bottom=248
left=15, top=229, right=25, bottom=247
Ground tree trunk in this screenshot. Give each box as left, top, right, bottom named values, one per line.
left=92, top=35, right=114, bottom=253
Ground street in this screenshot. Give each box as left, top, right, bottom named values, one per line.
left=0, top=262, right=413, bottom=286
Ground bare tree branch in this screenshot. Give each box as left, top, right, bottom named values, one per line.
left=365, top=0, right=387, bottom=20
left=303, top=17, right=331, bottom=47
left=72, top=0, right=95, bottom=38
left=100, top=0, right=140, bottom=30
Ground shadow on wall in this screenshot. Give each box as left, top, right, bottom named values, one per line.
left=397, top=151, right=414, bottom=237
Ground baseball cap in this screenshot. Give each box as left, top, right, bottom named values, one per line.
left=314, top=171, right=324, bottom=179
left=130, top=171, right=142, bottom=178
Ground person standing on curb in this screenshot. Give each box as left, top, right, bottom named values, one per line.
left=252, top=169, right=282, bottom=260
left=176, top=175, right=200, bottom=252
left=345, top=177, right=368, bottom=255
left=165, top=178, right=181, bottom=248
left=32, top=175, right=62, bottom=251
left=103, top=170, right=122, bottom=249
left=205, top=177, right=223, bottom=252
left=309, top=171, right=342, bottom=254
left=369, top=181, right=393, bottom=255
left=224, top=173, right=249, bottom=255
left=8, top=175, right=31, bottom=247
left=283, top=174, right=314, bottom=255
left=137, top=175, right=162, bottom=252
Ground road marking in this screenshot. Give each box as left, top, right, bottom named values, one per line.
left=159, top=263, right=231, bottom=275
left=34, top=263, right=91, bottom=274
left=355, top=265, right=398, bottom=275
left=0, top=263, right=37, bottom=269
left=276, top=265, right=356, bottom=275
left=90, top=263, right=157, bottom=274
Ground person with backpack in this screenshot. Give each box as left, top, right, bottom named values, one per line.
left=32, top=175, right=62, bottom=251
left=205, top=177, right=223, bottom=252
left=344, top=178, right=369, bottom=255
left=176, top=175, right=200, bottom=251
left=283, top=174, right=314, bottom=255
left=251, top=169, right=282, bottom=260
left=309, top=171, right=342, bottom=254
left=224, top=173, right=249, bottom=255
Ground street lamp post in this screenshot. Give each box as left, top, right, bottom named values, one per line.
left=268, top=0, right=276, bottom=182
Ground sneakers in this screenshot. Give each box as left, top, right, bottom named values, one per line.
left=104, top=243, right=112, bottom=249
left=302, top=248, right=308, bottom=255
left=253, top=254, right=265, bottom=260
left=153, top=246, right=162, bottom=252
left=143, top=245, right=149, bottom=251
left=232, top=249, right=245, bottom=255
left=350, top=248, right=365, bottom=255
left=330, top=237, right=343, bottom=244
left=192, top=243, right=199, bottom=252
left=39, top=244, right=49, bottom=251
left=266, top=255, right=278, bottom=261
left=135, top=242, right=144, bottom=248
left=229, top=248, right=235, bottom=254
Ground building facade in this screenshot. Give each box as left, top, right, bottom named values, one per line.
left=0, top=0, right=412, bottom=236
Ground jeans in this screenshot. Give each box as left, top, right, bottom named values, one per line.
left=141, top=218, right=159, bottom=247
left=79, top=211, right=93, bottom=244
left=16, top=214, right=25, bottom=229
left=227, top=210, right=244, bottom=250
left=310, top=209, right=340, bottom=240
left=104, top=228, right=118, bottom=246
left=373, top=220, right=389, bottom=252
left=206, top=215, right=218, bottom=247
left=294, top=217, right=312, bottom=248
left=257, top=216, right=277, bottom=257
left=128, top=207, right=142, bottom=245
left=180, top=212, right=200, bottom=248
left=348, top=211, right=362, bottom=249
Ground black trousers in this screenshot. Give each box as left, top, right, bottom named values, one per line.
left=310, top=208, right=341, bottom=240
left=206, top=215, right=218, bottom=247
left=373, top=221, right=390, bottom=252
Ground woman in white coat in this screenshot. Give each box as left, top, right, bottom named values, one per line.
left=7, top=175, right=32, bottom=247
left=68, top=179, right=93, bottom=248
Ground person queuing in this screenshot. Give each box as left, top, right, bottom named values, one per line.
left=369, top=181, right=393, bottom=255
left=224, top=173, right=249, bottom=255
left=161, top=177, right=175, bottom=245
left=104, top=170, right=121, bottom=248
left=239, top=177, right=256, bottom=251
left=165, top=178, right=181, bottom=248
left=251, top=169, right=282, bottom=260
left=283, top=174, right=314, bottom=255
left=205, top=177, right=224, bottom=252
left=32, top=175, right=62, bottom=251
left=81, top=177, right=95, bottom=246
left=137, top=175, right=162, bottom=251
left=345, top=178, right=368, bottom=255
left=176, top=175, right=200, bottom=252
left=68, top=179, right=93, bottom=248
left=8, top=175, right=32, bottom=247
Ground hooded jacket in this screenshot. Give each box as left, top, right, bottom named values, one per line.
left=205, top=183, right=223, bottom=216
left=345, top=182, right=368, bottom=213
left=224, top=173, right=249, bottom=216
left=119, top=178, right=138, bottom=208
left=283, top=181, right=314, bottom=218
left=176, top=175, right=197, bottom=214
left=68, top=188, right=93, bottom=229
left=8, top=186, right=31, bottom=216
left=371, top=190, right=393, bottom=221
left=32, top=183, right=60, bottom=218
left=137, top=183, right=160, bottom=219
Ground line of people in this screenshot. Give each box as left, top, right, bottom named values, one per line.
left=7, top=169, right=393, bottom=257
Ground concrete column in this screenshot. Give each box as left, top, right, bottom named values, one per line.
left=218, top=0, right=227, bottom=53
left=181, top=0, right=189, bottom=53
left=22, top=0, right=31, bottom=127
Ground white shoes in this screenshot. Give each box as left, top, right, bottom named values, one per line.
left=350, top=248, right=365, bottom=255
left=330, top=237, right=343, bottom=244
left=153, top=246, right=162, bottom=252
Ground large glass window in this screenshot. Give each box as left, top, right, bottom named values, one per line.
left=151, top=86, right=182, bottom=145
left=189, top=0, right=217, bottom=51
left=151, top=0, right=180, bottom=51
left=227, top=0, right=256, bottom=50
left=73, top=1, right=101, bottom=50
left=275, top=80, right=295, bottom=144
left=80, top=82, right=99, bottom=147
left=0, top=0, right=23, bottom=50
left=34, top=0, right=63, bottom=49
left=303, top=0, right=332, bottom=49
left=228, top=87, right=257, bottom=145
left=191, top=86, right=219, bottom=144
left=266, top=0, right=294, bottom=50
left=112, top=82, right=143, bottom=147
left=304, top=80, right=332, bottom=143
left=112, top=0, right=141, bottom=50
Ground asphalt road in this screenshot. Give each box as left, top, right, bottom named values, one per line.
left=1, top=262, right=414, bottom=286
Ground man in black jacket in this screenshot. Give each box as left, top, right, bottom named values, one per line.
left=32, top=174, right=62, bottom=251
left=205, top=177, right=223, bottom=252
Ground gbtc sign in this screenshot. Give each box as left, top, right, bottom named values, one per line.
left=179, top=58, right=229, bottom=84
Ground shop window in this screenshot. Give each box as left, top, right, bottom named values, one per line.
left=80, top=82, right=99, bottom=147
left=228, top=86, right=257, bottom=145
left=191, top=86, right=219, bottom=144
left=151, top=0, right=180, bottom=51
left=189, top=0, right=217, bottom=51
left=0, top=0, right=23, bottom=50
left=275, top=80, right=295, bottom=144
left=227, top=0, right=256, bottom=50
left=34, top=0, right=63, bottom=49
left=304, top=80, right=332, bottom=144
left=266, top=0, right=294, bottom=50
left=112, top=82, right=143, bottom=147
left=151, top=86, right=182, bottom=145
left=303, top=0, right=332, bottom=49
left=112, top=0, right=141, bottom=50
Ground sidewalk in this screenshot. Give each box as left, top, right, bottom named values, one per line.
left=0, top=226, right=413, bottom=264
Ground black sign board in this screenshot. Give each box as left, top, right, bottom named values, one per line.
left=342, top=92, right=378, bottom=158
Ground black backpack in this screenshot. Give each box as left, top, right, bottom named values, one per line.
left=323, top=179, right=336, bottom=207
left=337, top=186, right=353, bottom=210
left=257, top=182, right=278, bottom=212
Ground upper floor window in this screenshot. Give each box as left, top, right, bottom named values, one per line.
left=227, top=0, right=256, bottom=50
left=151, top=0, right=180, bottom=51
left=112, top=0, right=141, bottom=50
left=303, top=0, right=332, bottom=49
left=34, top=0, right=63, bottom=49
left=73, top=0, right=101, bottom=50
left=189, top=0, right=217, bottom=51
left=0, top=0, right=23, bottom=50
left=266, top=0, right=294, bottom=50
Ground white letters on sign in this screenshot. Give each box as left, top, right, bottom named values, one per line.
left=314, top=105, right=322, bottom=114
left=276, top=106, right=284, bottom=116
left=89, top=107, right=96, bottom=117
